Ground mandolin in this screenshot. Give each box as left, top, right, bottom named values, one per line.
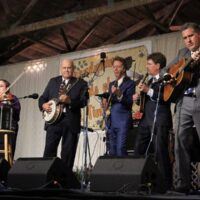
left=133, top=73, right=148, bottom=120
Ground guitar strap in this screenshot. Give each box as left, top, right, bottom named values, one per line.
left=65, top=78, right=79, bottom=94
left=59, top=78, right=79, bottom=96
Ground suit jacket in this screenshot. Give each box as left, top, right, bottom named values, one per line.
left=38, top=75, right=88, bottom=132
left=109, top=76, right=135, bottom=128
left=140, top=77, right=172, bottom=127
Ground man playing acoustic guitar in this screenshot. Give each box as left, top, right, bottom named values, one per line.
left=103, top=56, right=135, bottom=156
left=39, top=58, right=88, bottom=170
left=165, top=22, right=200, bottom=193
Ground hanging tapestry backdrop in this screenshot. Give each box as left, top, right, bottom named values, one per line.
left=71, top=41, right=151, bottom=129
left=0, top=32, right=184, bottom=168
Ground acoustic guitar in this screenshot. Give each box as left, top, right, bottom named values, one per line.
left=100, top=80, right=118, bottom=130
left=163, top=57, right=200, bottom=103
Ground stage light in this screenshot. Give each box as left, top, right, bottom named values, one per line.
left=25, top=60, right=47, bottom=73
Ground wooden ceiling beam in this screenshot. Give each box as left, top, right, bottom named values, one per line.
left=146, top=9, right=173, bottom=36
left=73, top=17, right=104, bottom=50
left=142, top=5, right=170, bottom=33
left=0, top=0, right=11, bottom=28
left=0, top=40, right=33, bottom=64
left=60, top=28, right=72, bottom=51
left=0, top=0, right=10, bottom=15
left=103, top=0, right=190, bottom=44
left=27, top=45, right=51, bottom=56
left=0, top=29, right=63, bottom=64
left=10, top=0, right=39, bottom=29
left=105, top=15, right=127, bottom=29
left=24, top=36, right=63, bottom=53
left=168, top=0, right=184, bottom=26
left=0, top=0, right=159, bottom=38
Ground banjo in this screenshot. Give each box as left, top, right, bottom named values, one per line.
left=43, top=72, right=88, bottom=124
left=43, top=98, right=63, bottom=124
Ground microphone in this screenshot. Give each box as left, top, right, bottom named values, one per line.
left=100, top=52, right=106, bottom=72
left=95, top=92, right=109, bottom=99
left=157, top=73, right=172, bottom=83
left=23, top=93, right=39, bottom=99
left=81, top=126, right=94, bottom=132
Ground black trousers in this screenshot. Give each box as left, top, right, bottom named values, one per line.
left=134, top=125, right=172, bottom=189
left=44, top=116, right=79, bottom=170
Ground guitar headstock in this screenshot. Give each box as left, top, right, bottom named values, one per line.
left=133, top=72, right=148, bottom=85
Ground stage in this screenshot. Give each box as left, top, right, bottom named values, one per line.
left=1, top=156, right=200, bottom=200
left=1, top=188, right=200, bottom=200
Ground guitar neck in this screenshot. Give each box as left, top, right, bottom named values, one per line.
left=138, top=73, right=148, bottom=113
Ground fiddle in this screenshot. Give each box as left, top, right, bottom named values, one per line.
left=0, top=92, right=14, bottom=103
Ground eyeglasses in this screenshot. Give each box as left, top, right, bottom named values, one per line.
left=62, top=66, right=73, bottom=70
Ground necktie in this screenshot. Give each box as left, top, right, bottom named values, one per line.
left=114, top=80, right=118, bottom=87
left=153, top=77, right=157, bottom=83
left=147, top=78, right=153, bottom=86
left=59, top=80, right=66, bottom=96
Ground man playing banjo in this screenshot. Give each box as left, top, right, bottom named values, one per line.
left=39, top=58, right=88, bottom=170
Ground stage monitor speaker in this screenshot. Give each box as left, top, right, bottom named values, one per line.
left=7, top=157, right=80, bottom=190
left=90, top=155, right=166, bottom=193
left=0, top=158, right=11, bottom=183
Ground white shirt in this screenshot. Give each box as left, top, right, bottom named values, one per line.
left=147, top=74, right=160, bottom=97
left=62, top=78, right=69, bottom=86
left=115, top=76, right=125, bottom=101
left=117, top=75, right=125, bottom=87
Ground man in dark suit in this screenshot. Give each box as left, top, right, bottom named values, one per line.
left=104, top=56, right=135, bottom=156
left=133, top=52, right=172, bottom=190
left=39, top=58, right=88, bottom=169
left=166, top=22, right=200, bottom=193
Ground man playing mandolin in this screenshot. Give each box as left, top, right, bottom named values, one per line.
left=38, top=58, right=88, bottom=170
left=132, top=52, right=173, bottom=191
left=165, top=22, right=200, bottom=193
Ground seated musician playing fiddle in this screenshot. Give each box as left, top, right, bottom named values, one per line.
left=164, top=22, right=200, bottom=193
left=38, top=58, right=88, bottom=170
left=132, top=52, right=173, bottom=191
left=0, top=79, right=21, bottom=159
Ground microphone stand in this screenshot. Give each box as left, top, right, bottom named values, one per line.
left=81, top=87, right=93, bottom=191
left=145, top=82, right=163, bottom=157
left=89, top=59, right=105, bottom=85
left=80, top=57, right=105, bottom=191
left=99, top=97, right=110, bottom=155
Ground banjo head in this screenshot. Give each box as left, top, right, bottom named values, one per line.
left=43, top=99, right=63, bottom=124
